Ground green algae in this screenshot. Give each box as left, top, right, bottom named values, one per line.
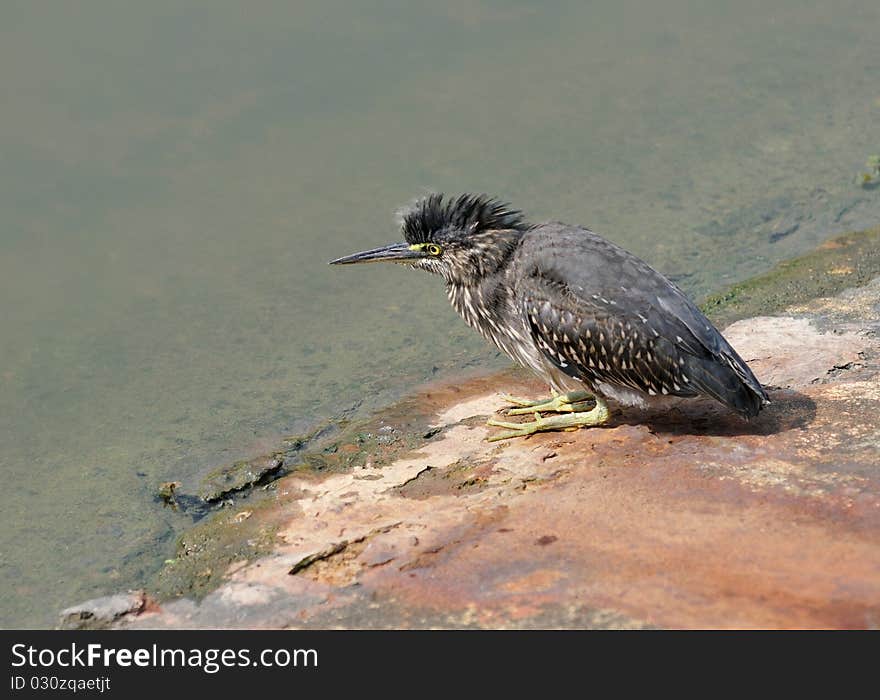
left=702, top=226, right=880, bottom=328
left=858, top=155, right=880, bottom=187
left=150, top=494, right=284, bottom=600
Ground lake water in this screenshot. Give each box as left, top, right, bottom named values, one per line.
left=2, top=0, right=879, bottom=627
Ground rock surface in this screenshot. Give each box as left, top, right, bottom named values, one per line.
left=197, top=454, right=285, bottom=503
left=103, top=276, right=880, bottom=630
left=59, top=592, right=146, bottom=630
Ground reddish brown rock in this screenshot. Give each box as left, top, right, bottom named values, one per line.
left=119, top=279, right=880, bottom=629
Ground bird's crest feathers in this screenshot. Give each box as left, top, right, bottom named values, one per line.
left=398, top=193, right=530, bottom=244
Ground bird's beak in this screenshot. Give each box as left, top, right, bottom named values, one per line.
left=329, top=242, right=425, bottom=265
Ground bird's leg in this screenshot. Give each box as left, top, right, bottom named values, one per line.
left=486, top=396, right=610, bottom=441
left=500, top=389, right=594, bottom=415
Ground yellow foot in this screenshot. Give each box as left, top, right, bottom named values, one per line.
left=486, top=397, right=610, bottom=442
left=500, top=390, right=594, bottom=415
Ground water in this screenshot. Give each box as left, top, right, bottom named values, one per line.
left=1, top=1, right=878, bottom=627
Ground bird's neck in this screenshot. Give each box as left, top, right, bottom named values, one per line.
left=445, top=268, right=513, bottom=342
left=445, top=262, right=539, bottom=376
left=443, top=230, right=522, bottom=333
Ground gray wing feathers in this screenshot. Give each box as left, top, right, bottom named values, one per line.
left=515, top=224, right=768, bottom=417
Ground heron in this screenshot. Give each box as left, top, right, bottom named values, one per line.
left=331, top=193, right=767, bottom=440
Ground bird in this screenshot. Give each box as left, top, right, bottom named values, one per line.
left=330, top=193, right=768, bottom=440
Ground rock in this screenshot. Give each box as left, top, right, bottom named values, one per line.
left=58, top=591, right=145, bottom=630
left=79, top=229, right=880, bottom=629
left=197, top=454, right=284, bottom=503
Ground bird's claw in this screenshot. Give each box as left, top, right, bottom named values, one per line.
left=486, top=412, right=545, bottom=441
left=486, top=398, right=610, bottom=441
left=498, top=393, right=543, bottom=407
left=501, top=390, right=594, bottom=415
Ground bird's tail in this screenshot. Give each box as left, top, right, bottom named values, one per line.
left=684, top=353, right=768, bottom=419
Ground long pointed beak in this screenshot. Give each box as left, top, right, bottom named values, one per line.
left=329, top=242, right=425, bottom=265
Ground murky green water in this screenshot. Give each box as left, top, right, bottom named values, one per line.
left=2, top=1, right=879, bottom=627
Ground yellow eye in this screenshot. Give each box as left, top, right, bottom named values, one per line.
left=427, top=243, right=442, bottom=256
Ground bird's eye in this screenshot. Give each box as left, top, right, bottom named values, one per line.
left=427, top=244, right=442, bottom=256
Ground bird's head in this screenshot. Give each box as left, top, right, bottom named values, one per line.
left=330, top=193, right=530, bottom=284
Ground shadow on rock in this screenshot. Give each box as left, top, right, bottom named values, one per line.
left=616, top=387, right=817, bottom=438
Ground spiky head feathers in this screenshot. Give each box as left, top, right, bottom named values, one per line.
left=399, top=193, right=529, bottom=244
